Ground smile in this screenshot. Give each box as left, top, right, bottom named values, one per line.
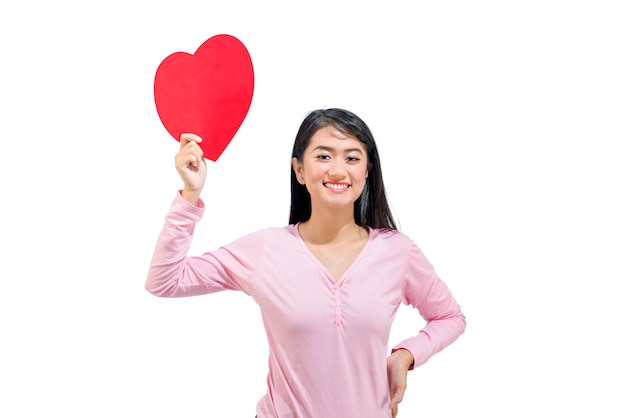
left=324, top=183, right=350, bottom=190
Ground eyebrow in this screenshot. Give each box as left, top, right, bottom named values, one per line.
left=312, top=145, right=364, bottom=154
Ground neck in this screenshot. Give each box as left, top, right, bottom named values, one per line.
left=300, top=204, right=363, bottom=244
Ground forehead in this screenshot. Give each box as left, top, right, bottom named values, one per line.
left=307, top=126, right=366, bottom=152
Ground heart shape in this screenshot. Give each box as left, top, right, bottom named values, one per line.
left=154, top=34, right=254, bottom=161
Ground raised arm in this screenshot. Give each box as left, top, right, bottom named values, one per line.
left=145, top=133, right=264, bottom=297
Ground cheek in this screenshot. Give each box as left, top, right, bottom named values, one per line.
left=351, top=170, right=368, bottom=193
left=352, top=167, right=369, bottom=181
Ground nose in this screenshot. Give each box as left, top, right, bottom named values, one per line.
left=328, top=160, right=347, bottom=180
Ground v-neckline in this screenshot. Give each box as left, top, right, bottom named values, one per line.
left=293, top=223, right=373, bottom=284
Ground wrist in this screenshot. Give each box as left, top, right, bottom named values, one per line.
left=391, top=348, right=415, bottom=370
left=181, top=189, right=201, bottom=206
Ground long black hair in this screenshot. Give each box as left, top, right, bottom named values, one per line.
left=289, top=108, right=397, bottom=230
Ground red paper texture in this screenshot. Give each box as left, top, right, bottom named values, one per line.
left=154, top=34, right=254, bottom=161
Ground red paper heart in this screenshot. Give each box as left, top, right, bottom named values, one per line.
left=154, top=34, right=254, bottom=161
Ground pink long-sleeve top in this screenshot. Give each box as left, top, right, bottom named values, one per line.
left=146, top=192, right=466, bottom=418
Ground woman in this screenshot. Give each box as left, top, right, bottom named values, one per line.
left=146, top=108, right=466, bottom=417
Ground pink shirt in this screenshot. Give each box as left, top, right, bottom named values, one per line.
left=146, top=192, right=466, bottom=418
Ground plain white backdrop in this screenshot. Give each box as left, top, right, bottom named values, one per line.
left=1, top=1, right=624, bottom=417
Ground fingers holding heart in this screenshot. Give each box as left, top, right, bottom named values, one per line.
left=177, top=133, right=204, bottom=169
left=175, top=133, right=207, bottom=197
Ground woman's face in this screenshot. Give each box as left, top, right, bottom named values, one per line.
left=292, top=126, right=369, bottom=213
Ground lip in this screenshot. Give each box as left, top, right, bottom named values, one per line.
left=323, top=182, right=350, bottom=192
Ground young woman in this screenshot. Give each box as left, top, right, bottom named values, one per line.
left=146, top=108, right=466, bottom=418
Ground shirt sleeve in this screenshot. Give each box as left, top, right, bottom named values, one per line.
left=392, top=240, right=466, bottom=369
left=145, top=191, right=266, bottom=298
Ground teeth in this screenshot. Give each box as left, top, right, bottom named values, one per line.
left=325, top=183, right=348, bottom=189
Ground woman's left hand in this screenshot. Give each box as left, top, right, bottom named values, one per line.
left=387, top=348, right=414, bottom=417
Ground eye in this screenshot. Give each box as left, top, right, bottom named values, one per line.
left=316, top=154, right=331, bottom=160
left=346, top=156, right=361, bottom=163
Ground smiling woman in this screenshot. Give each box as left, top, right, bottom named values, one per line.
left=145, top=108, right=466, bottom=418
left=289, top=108, right=397, bottom=230
left=292, top=126, right=370, bottom=222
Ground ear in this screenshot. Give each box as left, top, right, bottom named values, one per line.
left=366, top=162, right=372, bottom=178
left=292, top=157, right=305, bottom=184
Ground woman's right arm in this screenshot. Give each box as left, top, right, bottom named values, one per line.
left=145, top=133, right=209, bottom=297
left=145, top=134, right=263, bottom=298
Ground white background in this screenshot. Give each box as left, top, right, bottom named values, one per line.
left=1, top=1, right=625, bottom=417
